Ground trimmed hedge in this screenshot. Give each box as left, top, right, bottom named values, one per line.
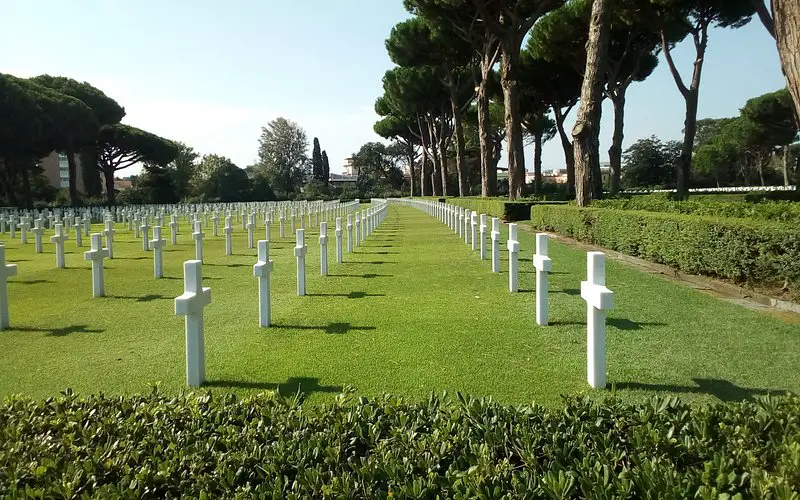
left=530, top=205, right=800, bottom=300
left=593, top=193, right=800, bottom=223
left=434, top=197, right=568, bottom=221
left=1, top=390, right=799, bottom=497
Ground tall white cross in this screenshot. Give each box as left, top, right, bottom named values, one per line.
left=133, top=216, right=141, bottom=239
left=355, top=214, right=361, bottom=247
left=335, top=217, right=343, bottom=264
left=151, top=226, right=166, bottom=279
left=192, top=220, right=205, bottom=261
left=294, top=229, right=307, bottom=296
left=319, top=221, right=328, bottom=276
left=0, top=244, right=18, bottom=330
left=103, top=220, right=116, bottom=259
left=212, top=213, right=220, bottom=237
left=490, top=218, right=500, bottom=273
left=279, top=213, right=286, bottom=238
left=246, top=214, right=255, bottom=249
left=140, top=219, right=150, bottom=252
left=507, top=223, right=519, bottom=292
left=464, top=210, right=471, bottom=245
left=532, top=233, right=553, bottom=326
left=50, top=223, right=69, bottom=269
left=580, top=252, right=614, bottom=389
left=73, top=217, right=83, bottom=247
left=346, top=214, right=354, bottom=253
left=174, top=260, right=212, bottom=387
left=18, top=217, right=30, bottom=244
left=479, top=214, right=487, bottom=260
left=83, top=216, right=90, bottom=237
left=470, top=212, right=477, bottom=251
left=83, top=233, right=109, bottom=297
left=254, top=240, right=273, bottom=327
left=32, top=219, right=45, bottom=254
left=169, top=215, right=179, bottom=245
left=290, top=211, right=296, bottom=234
left=224, top=216, right=233, bottom=256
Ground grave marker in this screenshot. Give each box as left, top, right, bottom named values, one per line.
left=192, top=220, right=205, bottom=262
left=346, top=214, right=353, bottom=253
left=83, top=233, right=108, bottom=297
left=253, top=240, right=273, bottom=327
left=470, top=212, right=477, bottom=251
left=73, top=218, right=83, bottom=247
left=174, top=260, right=211, bottom=387
left=335, top=217, right=343, bottom=264
left=319, top=221, right=328, bottom=276
left=507, top=223, right=519, bottom=292
left=50, top=223, right=69, bottom=269
left=479, top=214, right=487, bottom=260
left=0, top=244, right=17, bottom=330
left=491, top=218, right=500, bottom=273
left=246, top=215, right=255, bottom=249
left=169, top=216, right=179, bottom=246
left=224, top=216, right=233, bottom=256
left=532, top=233, right=553, bottom=326
left=294, top=229, right=307, bottom=296
left=32, top=219, right=45, bottom=254
left=580, top=252, right=614, bottom=389
left=151, top=226, right=166, bottom=278
left=103, top=221, right=116, bottom=259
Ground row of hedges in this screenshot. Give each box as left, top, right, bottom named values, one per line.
left=593, top=193, right=800, bottom=223
left=530, top=205, right=800, bottom=300
left=431, top=197, right=568, bottom=221
left=2, top=390, right=799, bottom=497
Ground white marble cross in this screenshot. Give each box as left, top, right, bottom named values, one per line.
left=346, top=214, right=354, bottom=253
left=294, top=229, right=307, bottom=296
left=491, top=218, right=500, bottom=273
left=335, top=217, right=343, bottom=264
left=470, top=212, right=477, bottom=251
left=0, top=244, right=18, bottom=330
left=151, top=226, right=166, bottom=279
left=174, top=260, right=212, bottom=387
left=355, top=214, right=361, bottom=247
left=581, top=252, right=614, bottom=389
left=479, top=214, right=487, bottom=260
left=319, top=221, right=328, bottom=276
left=0, top=215, right=6, bottom=234
left=212, top=213, right=220, bottom=237
left=464, top=210, right=471, bottom=245
left=18, top=218, right=30, bottom=244
left=532, top=233, right=553, bottom=326
left=253, top=240, right=273, bottom=327
left=83, top=233, right=109, bottom=297
left=83, top=217, right=91, bottom=237
left=134, top=216, right=141, bottom=239
left=73, top=218, right=83, bottom=247
left=141, top=219, right=150, bottom=252
left=290, top=211, right=296, bottom=234
left=170, top=215, right=179, bottom=245
left=264, top=214, right=271, bottom=242
left=224, top=216, right=233, bottom=256
left=192, top=220, right=205, bottom=261
left=507, top=223, right=519, bottom=292
left=8, top=218, right=16, bottom=239
left=279, top=213, right=286, bottom=239
left=32, top=219, right=45, bottom=253
left=246, top=215, right=255, bottom=249
left=101, top=220, right=115, bottom=259
left=457, top=209, right=463, bottom=238
left=50, top=223, right=69, bottom=269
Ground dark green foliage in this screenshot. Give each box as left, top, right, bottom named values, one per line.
left=79, top=150, right=102, bottom=198
left=135, top=164, right=179, bottom=204
left=621, top=136, right=682, bottom=189
left=28, top=74, right=125, bottom=126
left=442, top=196, right=568, bottom=221
left=1, top=390, right=798, bottom=497
left=531, top=204, right=800, bottom=299
left=311, top=137, right=324, bottom=181
left=256, top=117, right=309, bottom=199
left=593, top=192, right=800, bottom=223
left=321, top=150, right=330, bottom=186
left=166, top=142, right=199, bottom=201
left=352, top=142, right=405, bottom=198
left=192, top=156, right=250, bottom=202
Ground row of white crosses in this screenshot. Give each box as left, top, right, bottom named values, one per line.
left=173, top=200, right=389, bottom=387
left=393, top=198, right=613, bottom=390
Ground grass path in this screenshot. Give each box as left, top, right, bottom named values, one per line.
left=0, top=203, right=797, bottom=406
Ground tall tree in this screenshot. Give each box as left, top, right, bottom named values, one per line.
left=311, top=137, right=324, bottom=181
left=166, top=142, right=199, bottom=201
left=622, top=136, right=681, bottom=188
left=375, top=112, right=420, bottom=196
left=351, top=142, right=406, bottom=197
left=655, top=0, right=755, bottom=198
left=522, top=112, right=556, bottom=194
left=193, top=155, right=249, bottom=202
left=96, top=124, right=178, bottom=204
left=740, top=87, right=798, bottom=185
left=321, top=150, right=330, bottom=186
left=573, top=0, right=611, bottom=206
left=29, top=75, right=125, bottom=205
left=257, top=117, right=309, bottom=199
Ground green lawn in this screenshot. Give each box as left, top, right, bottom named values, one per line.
left=0, top=203, right=797, bottom=406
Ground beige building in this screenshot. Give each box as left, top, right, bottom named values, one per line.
left=39, top=152, right=85, bottom=192
left=343, top=157, right=356, bottom=176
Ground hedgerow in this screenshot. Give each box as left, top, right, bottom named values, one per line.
left=530, top=205, right=800, bottom=300
left=1, top=389, right=799, bottom=497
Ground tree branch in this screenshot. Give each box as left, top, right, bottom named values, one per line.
left=661, top=29, right=689, bottom=98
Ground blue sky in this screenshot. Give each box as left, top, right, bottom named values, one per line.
left=0, top=0, right=786, bottom=175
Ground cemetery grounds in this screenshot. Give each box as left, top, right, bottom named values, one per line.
left=0, top=202, right=798, bottom=407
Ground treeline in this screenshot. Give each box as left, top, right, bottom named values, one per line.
left=376, top=0, right=800, bottom=204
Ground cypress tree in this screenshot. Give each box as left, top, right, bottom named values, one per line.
left=312, top=137, right=323, bottom=181
left=322, top=150, right=330, bottom=186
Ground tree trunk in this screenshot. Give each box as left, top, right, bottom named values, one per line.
left=430, top=141, right=441, bottom=196
left=572, top=0, right=610, bottom=207
left=20, top=162, right=32, bottom=209
left=66, top=141, right=79, bottom=206
left=439, top=137, right=448, bottom=197
left=500, top=41, right=526, bottom=200
left=478, top=76, right=495, bottom=197
left=783, top=144, right=792, bottom=186
left=553, top=106, right=576, bottom=198
left=104, top=168, right=116, bottom=205
left=608, top=91, right=625, bottom=195
left=407, top=145, right=416, bottom=197
left=533, top=131, right=543, bottom=195
left=419, top=120, right=431, bottom=196
left=773, top=0, right=800, bottom=125
left=450, top=81, right=468, bottom=197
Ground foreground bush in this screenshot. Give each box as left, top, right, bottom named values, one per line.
left=531, top=205, right=800, bottom=300
left=593, top=193, right=800, bottom=223
left=434, top=197, right=567, bottom=221
left=1, top=390, right=799, bottom=497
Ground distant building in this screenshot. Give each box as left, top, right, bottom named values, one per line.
left=39, top=152, right=85, bottom=191
left=114, top=178, right=133, bottom=191
left=328, top=172, right=358, bottom=188
left=343, top=157, right=356, bottom=176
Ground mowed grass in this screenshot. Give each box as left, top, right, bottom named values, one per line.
left=0, top=203, right=798, bottom=407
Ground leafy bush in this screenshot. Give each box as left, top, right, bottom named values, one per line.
left=1, top=390, right=799, bottom=498
left=431, top=197, right=568, bottom=221
left=531, top=205, right=800, bottom=300
left=593, top=193, right=800, bottom=223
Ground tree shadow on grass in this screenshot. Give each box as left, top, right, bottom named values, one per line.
left=272, top=322, right=377, bottom=335
left=347, top=261, right=396, bottom=265
left=613, top=378, right=781, bottom=402
left=13, top=324, right=105, bottom=337
left=329, top=273, right=393, bottom=279
left=205, top=376, right=343, bottom=396
left=204, top=262, right=251, bottom=268
left=106, top=293, right=171, bottom=303
left=357, top=251, right=399, bottom=255
left=162, top=275, right=222, bottom=281
left=11, top=279, right=54, bottom=285
left=608, top=318, right=667, bottom=330
left=114, top=256, right=149, bottom=261
left=306, top=291, right=386, bottom=299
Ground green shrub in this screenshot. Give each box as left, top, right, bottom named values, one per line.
left=1, top=390, right=799, bottom=497
left=531, top=205, right=800, bottom=300
left=430, top=197, right=568, bottom=221
left=593, top=193, right=800, bottom=223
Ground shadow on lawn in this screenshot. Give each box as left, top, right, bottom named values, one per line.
left=614, top=378, right=781, bottom=402
left=11, top=279, right=54, bottom=285
left=357, top=251, right=399, bottom=255
left=114, top=256, right=149, bottom=261
left=307, top=291, right=385, bottom=299
left=14, top=324, right=105, bottom=337
left=329, top=273, right=393, bottom=279
left=205, top=376, right=342, bottom=396
left=272, top=321, right=377, bottom=335
left=162, top=275, right=222, bottom=281
left=106, top=293, right=171, bottom=303
left=347, top=261, right=396, bottom=265
left=204, top=262, right=251, bottom=269
left=549, top=318, right=667, bottom=330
